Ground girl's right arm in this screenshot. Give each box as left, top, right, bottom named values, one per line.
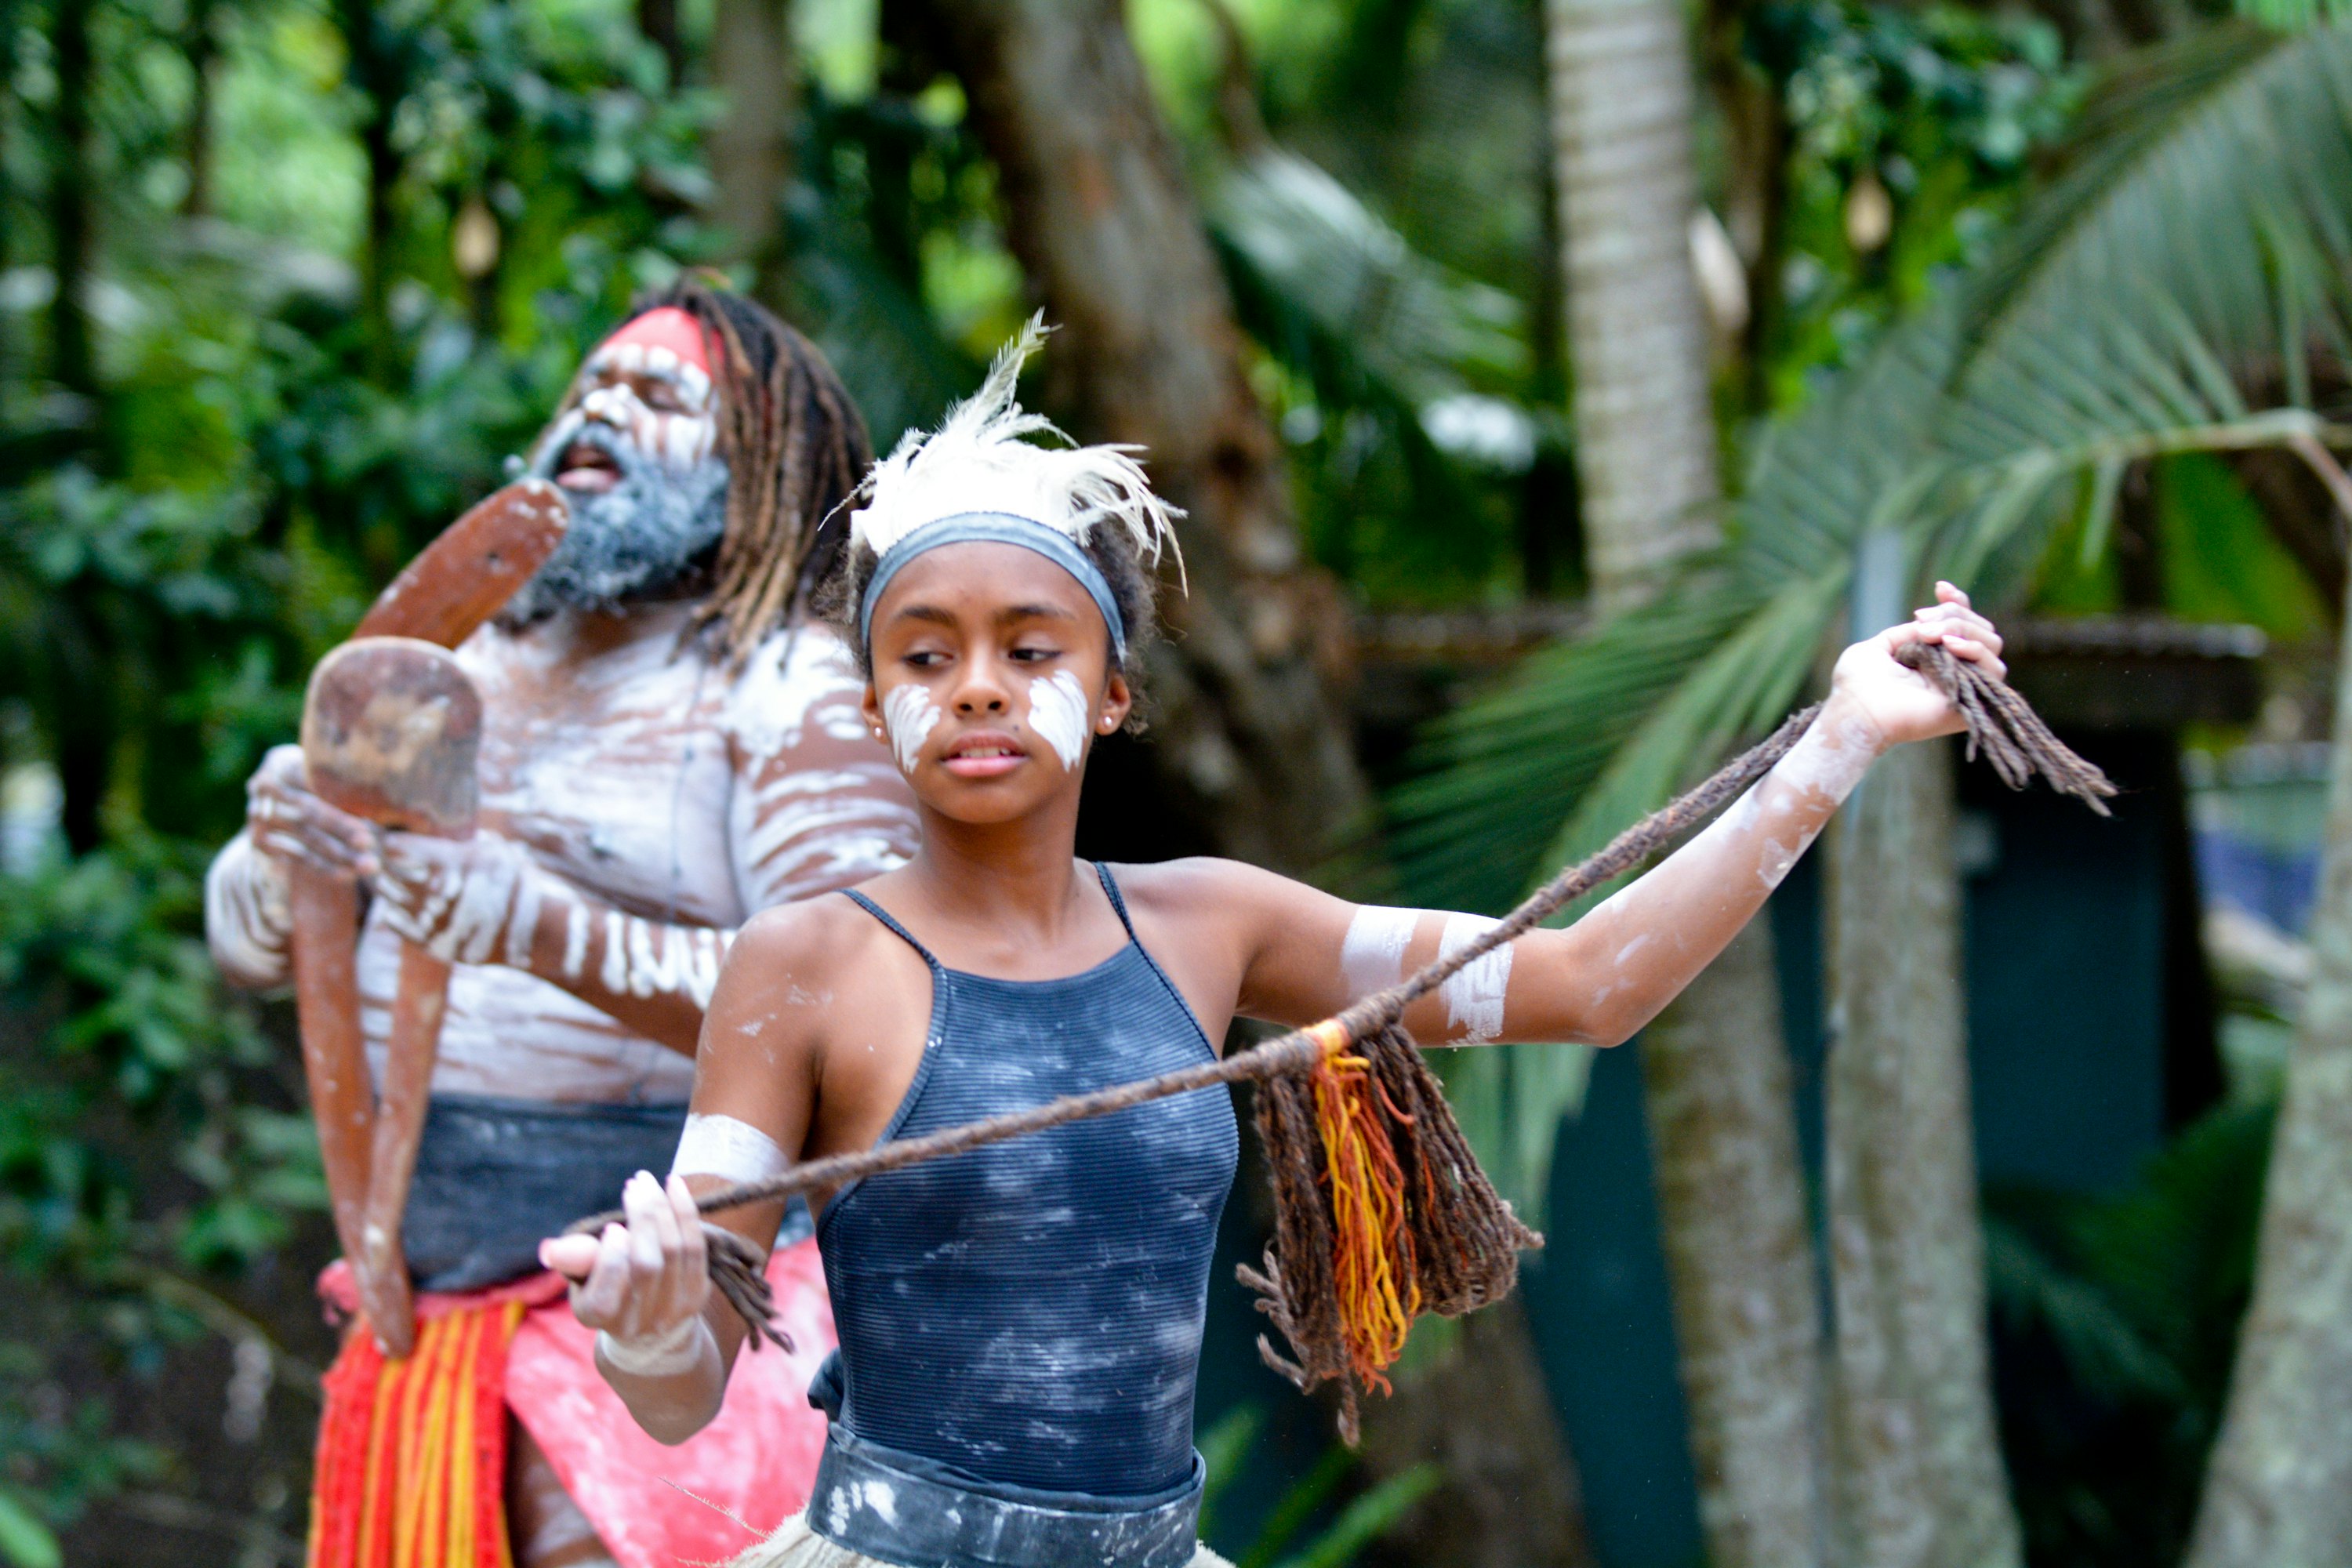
left=537, top=907, right=827, bottom=1443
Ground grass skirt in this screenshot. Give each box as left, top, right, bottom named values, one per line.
left=727, top=1513, right=1236, bottom=1567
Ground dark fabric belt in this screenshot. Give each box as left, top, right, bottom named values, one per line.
left=401, top=1094, right=812, bottom=1294
left=806, top=1422, right=1203, bottom=1568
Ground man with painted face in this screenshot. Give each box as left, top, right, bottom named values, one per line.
left=203, top=286, right=919, bottom=1568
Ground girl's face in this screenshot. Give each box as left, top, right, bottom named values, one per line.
left=861, top=542, right=1131, bottom=824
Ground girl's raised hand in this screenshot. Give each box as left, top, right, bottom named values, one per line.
left=1828, top=581, right=2008, bottom=749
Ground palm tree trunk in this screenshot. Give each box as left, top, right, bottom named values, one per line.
left=1642, top=920, right=1831, bottom=1566
left=912, top=0, right=1367, bottom=874
left=2185, top=563, right=2352, bottom=1567
left=1824, top=738, right=2020, bottom=1568
left=1543, top=0, right=1721, bottom=608
left=1545, top=5, right=1827, bottom=1563
left=1359, top=1299, right=1596, bottom=1568
left=709, top=0, right=794, bottom=309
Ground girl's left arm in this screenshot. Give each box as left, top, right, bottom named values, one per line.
left=1232, top=585, right=2002, bottom=1048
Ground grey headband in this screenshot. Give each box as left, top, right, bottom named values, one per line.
left=858, top=512, right=1127, bottom=660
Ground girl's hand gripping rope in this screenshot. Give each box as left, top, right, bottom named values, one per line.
left=543, top=1172, right=729, bottom=1403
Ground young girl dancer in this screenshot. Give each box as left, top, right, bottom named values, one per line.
left=539, top=327, right=2005, bottom=1568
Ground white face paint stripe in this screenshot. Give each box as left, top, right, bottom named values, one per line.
left=1025, top=670, right=1091, bottom=770
left=882, top=684, right=941, bottom=775
left=1437, top=913, right=1512, bottom=1044
left=671, top=1112, right=789, bottom=1183
left=1341, top=906, right=1423, bottom=999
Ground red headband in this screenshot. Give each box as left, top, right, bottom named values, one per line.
left=596, top=307, right=712, bottom=375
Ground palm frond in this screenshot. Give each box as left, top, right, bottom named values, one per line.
left=1207, top=147, right=1529, bottom=411
left=1387, top=23, right=2352, bottom=1207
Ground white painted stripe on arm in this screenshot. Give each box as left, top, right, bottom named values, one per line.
left=1437, top=913, right=1512, bottom=1043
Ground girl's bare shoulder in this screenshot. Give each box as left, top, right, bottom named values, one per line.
left=1099, top=857, right=1322, bottom=929
left=724, top=889, right=915, bottom=1018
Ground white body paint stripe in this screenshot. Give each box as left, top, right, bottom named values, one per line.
left=672, top=1112, right=790, bottom=1184
left=1341, top=906, right=1423, bottom=1000
left=1438, top=913, right=1512, bottom=1044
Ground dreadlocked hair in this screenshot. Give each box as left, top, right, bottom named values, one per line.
left=545, top=280, right=873, bottom=664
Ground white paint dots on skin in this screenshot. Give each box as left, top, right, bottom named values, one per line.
left=1025, top=670, right=1092, bottom=770
left=1341, top=906, right=1423, bottom=999
left=1774, top=711, right=1881, bottom=802
left=1437, top=913, right=1513, bottom=1044
left=883, top=684, right=942, bottom=775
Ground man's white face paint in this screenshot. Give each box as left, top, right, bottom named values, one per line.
left=570, top=339, right=717, bottom=478
left=1025, top=670, right=1093, bottom=770
left=1341, top=906, right=1424, bottom=999
left=883, top=683, right=942, bottom=775
left=1438, top=913, right=1513, bottom=1044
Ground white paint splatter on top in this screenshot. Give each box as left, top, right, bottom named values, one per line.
left=883, top=684, right=942, bottom=775
left=1025, top=670, right=1092, bottom=770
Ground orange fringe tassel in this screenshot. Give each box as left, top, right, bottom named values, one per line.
left=307, top=1300, right=527, bottom=1568
left=1305, top=1021, right=1419, bottom=1393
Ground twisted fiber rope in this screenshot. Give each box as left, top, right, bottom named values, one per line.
left=572, top=643, right=2114, bottom=1381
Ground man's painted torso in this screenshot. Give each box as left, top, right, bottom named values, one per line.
left=351, top=602, right=914, bottom=1103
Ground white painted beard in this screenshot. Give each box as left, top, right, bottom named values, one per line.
left=504, top=423, right=731, bottom=620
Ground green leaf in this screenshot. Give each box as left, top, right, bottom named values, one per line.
left=1271, top=1463, right=1444, bottom=1568
left=0, top=1489, right=60, bottom=1568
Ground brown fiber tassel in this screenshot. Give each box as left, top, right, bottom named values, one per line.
left=1241, top=1022, right=1542, bottom=1442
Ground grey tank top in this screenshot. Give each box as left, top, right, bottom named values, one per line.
left=820, top=864, right=1240, bottom=1498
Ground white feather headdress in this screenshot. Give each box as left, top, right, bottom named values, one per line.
left=847, top=315, right=1185, bottom=583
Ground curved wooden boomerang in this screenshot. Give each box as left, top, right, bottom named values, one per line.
left=288, top=478, right=566, bottom=1356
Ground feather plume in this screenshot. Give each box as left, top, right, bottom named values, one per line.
left=848, top=314, right=1185, bottom=583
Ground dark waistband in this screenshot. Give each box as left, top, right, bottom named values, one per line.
left=401, top=1094, right=811, bottom=1293
left=807, top=1424, right=1203, bottom=1568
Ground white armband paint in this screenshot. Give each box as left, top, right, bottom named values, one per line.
left=1340, top=906, right=1424, bottom=998
left=1437, top=913, right=1512, bottom=1044
left=671, top=1112, right=790, bottom=1185
left=596, top=1316, right=712, bottom=1379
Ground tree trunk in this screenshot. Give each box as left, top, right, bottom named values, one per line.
left=49, top=0, right=96, bottom=407
left=335, top=0, right=401, bottom=370
left=183, top=0, right=219, bottom=216
left=1543, top=0, right=1722, bottom=607
left=1359, top=1300, right=1597, bottom=1568
left=1642, top=920, right=1830, bottom=1566
left=1823, top=738, right=2020, bottom=1568
left=2185, top=565, right=2352, bottom=1567
left=912, top=0, right=1367, bottom=874
left=709, top=0, right=795, bottom=309
left=1544, top=2, right=1828, bottom=1562
left=639, top=0, right=684, bottom=89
